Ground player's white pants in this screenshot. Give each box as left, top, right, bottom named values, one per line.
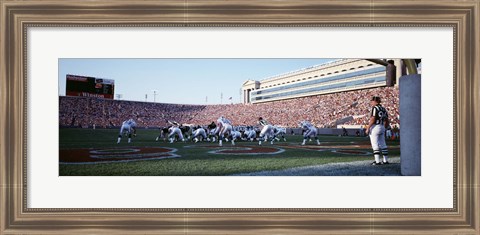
left=302, top=127, right=320, bottom=145
left=208, top=127, right=218, bottom=142
left=118, top=124, right=133, bottom=143
left=119, top=124, right=132, bottom=135
left=303, top=127, right=318, bottom=138
left=214, top=122, right=223, bottom=135
left=192, top=129, right=207, bottom=141
left=260, top=125, right=274, bottom=139
left=276, top=129, right=286, bottom=136
left=220, top=124, right=234, bottom=146
left=219, top=124, right=232, bottom=139
left=209, top=127, right=218, bottom=136
left=259, top=125, right=275, bottom=146
left=168, top=127, right=185, bottom=142
left=246, top=130, right=256, bottom=140
left=230, top=131, right=241, bottom=140
left=369, top=124, right=388, bottom=163
left=274, top=128, right=286, bottom=139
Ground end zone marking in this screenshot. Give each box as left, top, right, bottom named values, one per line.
left=90, top=148, right=140, bottom=154
left=60, top=147, right=180, bottom=165
left=208, top=147, right=285, bottom=155
left=184, top=145, right=285, bottom=155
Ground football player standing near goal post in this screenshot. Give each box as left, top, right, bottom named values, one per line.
left=365, top=96, right=390, bottom=165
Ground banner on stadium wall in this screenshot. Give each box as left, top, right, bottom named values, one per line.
left=66, top=74, right=115, bottom=99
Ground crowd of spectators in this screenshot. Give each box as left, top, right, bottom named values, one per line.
left=59, top=86, right=399, bottom=129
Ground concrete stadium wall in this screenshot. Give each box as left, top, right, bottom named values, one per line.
left=287, top=128, right=365, bottom=136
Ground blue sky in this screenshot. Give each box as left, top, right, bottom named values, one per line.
left=58, top=58, right=335, bottom=104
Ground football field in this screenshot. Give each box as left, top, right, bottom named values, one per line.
left=59, top=128, right=400, bottom=176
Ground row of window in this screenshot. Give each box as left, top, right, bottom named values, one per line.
left=257, top=63, right=374, bottom=89
left=251, top=76, right=386, bottom=102
left=252, top=66, right=385, bottom=96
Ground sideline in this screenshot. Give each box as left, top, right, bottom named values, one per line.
left=231, top=157, right=401, bottom=176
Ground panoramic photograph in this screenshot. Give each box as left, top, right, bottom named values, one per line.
left=58, top=58, right=421, bottom=176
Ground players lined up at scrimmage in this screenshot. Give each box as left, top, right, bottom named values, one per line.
left=145, top=116, right=313, bottom=147
left=155, top=120, right=194, bottom=143
left=119, top=95, right=392, bottom=167
left=121, top=116, right=320, bottom=146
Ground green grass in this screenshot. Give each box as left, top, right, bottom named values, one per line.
left=59, top=128, right=400, bottom=176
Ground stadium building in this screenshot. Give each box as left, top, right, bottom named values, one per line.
left=242, top=59, right=402, bottom=104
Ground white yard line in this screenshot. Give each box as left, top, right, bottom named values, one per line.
left=231, top=157, right=401, bottom=176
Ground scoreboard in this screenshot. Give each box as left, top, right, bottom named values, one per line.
left=66, top=74, right=115, bottom=99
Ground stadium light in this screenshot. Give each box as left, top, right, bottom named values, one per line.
left=152, top=90, right=157, bottom=102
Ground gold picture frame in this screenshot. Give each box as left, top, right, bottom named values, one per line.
left=1, top=0, right=479, bottom=234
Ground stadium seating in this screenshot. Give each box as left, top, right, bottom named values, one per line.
left=59, top=86, right=399, bottom=128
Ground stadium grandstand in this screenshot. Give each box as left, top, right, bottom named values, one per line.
left=59, top=86, right=399, bottom=129
left=60, top=59, right=413, bottom=130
